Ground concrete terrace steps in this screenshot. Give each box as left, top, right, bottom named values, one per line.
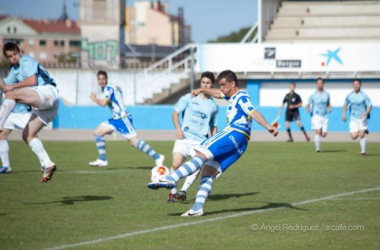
left=272, top=16, right=380, bottom=28
left=265, top=1, right=380, bottom=43
left=266, top=27, right=380, bottom=38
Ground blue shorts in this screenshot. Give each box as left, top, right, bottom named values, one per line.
left=194, top=128, right=248, bottom=173
left=103, top=115, right=137, bottom=139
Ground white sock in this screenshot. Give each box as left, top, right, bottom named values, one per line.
left=181, top=169, right=200, bottom=192
left=0, top=100, right=16, bottom=128
left=0, top=140, right=10, bottom=167
left=360, top=137, right=366, bottom=153
left=314, top=135, right=321, bottom=151
left=29, top=138, right=53, bottom=168
left=170, top=167, right=178, bottom=194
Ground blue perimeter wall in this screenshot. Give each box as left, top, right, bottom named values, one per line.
left=54, top=100, right=379, bottom=132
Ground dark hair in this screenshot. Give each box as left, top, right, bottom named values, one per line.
left=3, top=42, right=20, bottom=57
left=200, top=71, right=215, bottom=84
left=97, top=70, right=108, bottom=79
left=316, top=77, right=324, bottom=83
left=290, top=82, right=296, bottom=87
left=216, top=70, right=238, bottom=86
left=353, top=78, right=362, bottom=85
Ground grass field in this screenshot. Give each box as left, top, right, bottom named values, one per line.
left=0, top=141, right=379, bottom=250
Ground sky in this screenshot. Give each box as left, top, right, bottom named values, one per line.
left=0, top=0, right=258, bottom=43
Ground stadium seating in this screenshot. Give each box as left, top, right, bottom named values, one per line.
left=266, top=1, right=380, bottom=43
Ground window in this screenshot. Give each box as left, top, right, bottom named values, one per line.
left=39, top=52, right=47, bottom=60
left=28, top=39, right=35, bottom=46
left=54, top=52, right=60, bottom=59
left=13, top=27, right=17, bottom=34
left=54, top=40, right=65, bottom=47
left=40, top=40, right=47, bottom=46
left=7, top=26, right=10, bottom=34
left=29, top=52, right=34, bottom=57
left=69, top=40, right=81, bottom=47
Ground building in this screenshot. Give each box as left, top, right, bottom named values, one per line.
left=0, top=15, right=81, bottom=64
left=126, top=1, right=191, bottom=47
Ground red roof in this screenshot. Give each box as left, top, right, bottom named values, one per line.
left=0, top=15, right=80, bottom=34
left=23, top=19, right=80, bottom=34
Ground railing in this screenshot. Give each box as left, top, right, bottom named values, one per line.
left=134, top=43, right=198, bottom=104
left=241, top=22, right=259, bottom=43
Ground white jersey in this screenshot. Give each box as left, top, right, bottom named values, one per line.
left=102, top=84, right=129, bottom=119
left=222, top=90, right=256, bottom=137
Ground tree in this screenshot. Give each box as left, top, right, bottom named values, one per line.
left=208, top=26, right=257, bottom=43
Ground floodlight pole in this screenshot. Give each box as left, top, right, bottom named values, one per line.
left=190, top=46, right=195, bottom=91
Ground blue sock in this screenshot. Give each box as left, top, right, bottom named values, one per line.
left=166, top=156, right=206, bottom=182
left=135, top=140, right=160, bottom=160
left=192, top=175, right=213, bottom=211
left=95, top=136, right=107, bottom=161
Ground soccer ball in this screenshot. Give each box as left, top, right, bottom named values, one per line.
left=150, top=165, right=169, bottom=182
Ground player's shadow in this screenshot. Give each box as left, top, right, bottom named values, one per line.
left=320, top=150, right=347, bottom=153
left=108, top=166, right=152, bottom=170
left=168, top=202, right=304, bottom=216
left=23, top=195, right=113, bottom=206
left=208, top=192, right=259, bottom=201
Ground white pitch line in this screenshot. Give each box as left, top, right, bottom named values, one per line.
left=42, top=186, right=380, bottom=250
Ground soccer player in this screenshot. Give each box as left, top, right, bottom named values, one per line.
left=89, top=70, right=164, bottom=167
left=342, top=79, right=372, bottom=155
left=0, top=42, right=59, bottom=182
left=168, top=71, right=219, bottom=203
left=306, top=78, right=331, bottom=152
left=278, top=83, right=310, bottom=142
left=147, top=70, right=278, bottom=216
left=0, top=92, right=33, bottom=173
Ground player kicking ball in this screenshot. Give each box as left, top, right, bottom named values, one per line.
left=306, top=78, right=331, bottom=152
left=89, top=70, right=164, bottom=167
left=342, top=79, right=372, bottom=156
left=147, top=70, right=278, bottom=216
left=168, top=71, right=219, bottom=203
left=0, top=42, right=58, bottom=182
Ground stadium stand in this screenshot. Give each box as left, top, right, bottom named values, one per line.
left=266, top=1, right=380, bottom=43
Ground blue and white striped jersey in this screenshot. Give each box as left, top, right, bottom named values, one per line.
left=222, top=90, right=256, bottom=137
left=102, top=84, right=130, bottom=119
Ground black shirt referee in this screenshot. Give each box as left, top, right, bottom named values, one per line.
left=278, top=83, right=310, bottom=142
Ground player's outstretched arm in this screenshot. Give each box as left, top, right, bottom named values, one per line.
left=251, top=110, right=278, bottom=136
left=90, top=92, right=108, bottom=107
left=192, top=88, right=223, bottom=99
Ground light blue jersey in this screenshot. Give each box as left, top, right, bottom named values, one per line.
left=4, top=55, right=55, bottom=87
left=175, top=94, right=218, bottom=141
left=344, top=91, right=372, bottom=120
left=222, top=91, right=255, bottom=138
left=307, top=90, right=330, bottom=117
left=102, top=84, right=130, bottom=119
left=2, top=70, right=31, bottom=114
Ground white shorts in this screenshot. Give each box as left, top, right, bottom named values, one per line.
left=30, top=85, right=59, bottom=125
left=4, top=112, right=32, bottom=130
left=349, top=119, right=368, bottom=133
left=172, top=139, right=200, bottom=158
left=311, top=115, right=328, bottom=132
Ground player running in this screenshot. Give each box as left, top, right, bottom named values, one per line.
left=89, top=70, right=164, bottom=167
left=0, top=93, right=33, bottom=173
left=306, top=78, right=331, bottom=152
left=342, top=79, right=372, bottom=156
left=0, top=42, right=59, bottom=182
left=168, top=71, right=219, bottom=203
left=147, top=70, right=278, bottom=216
left=278, top=83, right=310, bottom=142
